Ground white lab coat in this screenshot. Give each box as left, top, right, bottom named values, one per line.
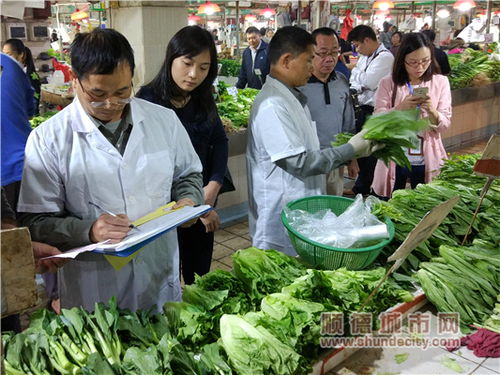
left=349, top=44, right=394, bottom=107
left=246, top=76, right=324, bottom=255
left=18, top=97, right=202, bottom=312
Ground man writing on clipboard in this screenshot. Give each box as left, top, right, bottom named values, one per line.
left=347, top=25, right=394, bottom=196
left=17, top=29, right=203, bottom=312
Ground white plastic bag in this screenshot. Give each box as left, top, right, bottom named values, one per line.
left=285, top=195, right=388, bottom=249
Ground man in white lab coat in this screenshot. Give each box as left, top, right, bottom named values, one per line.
left=247, top=26, right=382, bottom=255
left=347, top=25, right=394, bottom=195
left=18, top=29, right=204, bottom=312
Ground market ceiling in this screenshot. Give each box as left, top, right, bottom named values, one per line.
left=186, top=0, right=499, bottom=13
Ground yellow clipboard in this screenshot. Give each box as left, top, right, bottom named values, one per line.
left=105, top=201, right=179, bottom=270
left=131, top=201, right=179, bottom=227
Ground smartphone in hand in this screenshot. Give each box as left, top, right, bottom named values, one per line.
left=412, top=87, right=429, bottom=98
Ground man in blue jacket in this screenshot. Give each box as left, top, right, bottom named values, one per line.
left=236, top=26, right=270, bottom=89
left=1, top=52, right=35, bottom=209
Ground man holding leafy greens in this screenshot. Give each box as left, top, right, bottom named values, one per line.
left=246, top=26, right=383, bottom=256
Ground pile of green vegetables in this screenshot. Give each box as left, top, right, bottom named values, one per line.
left=416, top=241, right=500, bottom=332
left=332, top=109, right=429, bottom=169
left=216, top=82, right=259, bottom=130
left=448, top=48, right=500, bottom=90
left=373, top=154, right=500, bottom=274
left=369, top=153, right=500, bottom=333
left=3, top=248, right=414, bottom=375
left=479, top=294, right=500, bottom=334
left=29, top=111, right=58, bottom=129
left=219, top=59, right=241, bottom=77
left=2, top=298, right=232, bottom=375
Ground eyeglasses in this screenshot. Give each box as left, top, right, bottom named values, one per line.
left=314, top=50, right=340, bottom=59
left=405, top=58, right=432, bottom=68
left=77, top=78, right=133, bottom=108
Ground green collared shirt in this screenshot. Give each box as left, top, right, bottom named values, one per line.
left=89, top=106, right=133, bottom=155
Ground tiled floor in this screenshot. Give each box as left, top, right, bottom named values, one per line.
left=331, top=344, right=500, bottom=375
left=451, top=140, right=489, bottom=155
left=210, top=217, right=251, bottom=273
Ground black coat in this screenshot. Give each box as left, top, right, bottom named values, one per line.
left=136, top=86, right=228, bottom=187
left=434, top=47, right=451, bottom=75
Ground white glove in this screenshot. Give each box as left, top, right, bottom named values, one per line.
left=348, top=130, right=385, bottom=158
left=348, top=130, right=372, bottom=158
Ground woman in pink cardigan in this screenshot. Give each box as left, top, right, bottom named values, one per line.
left=371, top=32, right=452, bottom=198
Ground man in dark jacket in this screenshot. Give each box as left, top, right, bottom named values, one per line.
left=236, top=26, right=270, bottom=89
left=422, top=29, right=451, bottom=75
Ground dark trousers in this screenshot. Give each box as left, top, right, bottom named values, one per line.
left=177, top=219, right=214, bottom=285
left=393, top=165, right=426, bottom=192
left=2, top=181, right=21, bottom=212
left=353, top=105, right=376, bottom=195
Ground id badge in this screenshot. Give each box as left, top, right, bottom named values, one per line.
left=408, top=136, right=424, bottom=156
left=254, top=68, right=262, bottom=76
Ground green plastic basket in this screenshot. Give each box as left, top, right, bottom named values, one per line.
left=281, top=195, right=394, bottom=270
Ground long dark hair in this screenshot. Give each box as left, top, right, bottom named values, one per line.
left=140, top=26, right=218, bottom=118
left=4, top=38, right=36, bottom=75
left=392, top=32, right=440, bottom=86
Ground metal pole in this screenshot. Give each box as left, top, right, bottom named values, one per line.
left=235, top=1, right=240, bottom=57
left=56, top=4, right=63, bottom=61
left=297, top=0, right=302, bottom=27
left=411, top=1, right=415, bottom=15
left=485, top=0, right=492, bottom=34
left=431, top=1, right=437, bottom=30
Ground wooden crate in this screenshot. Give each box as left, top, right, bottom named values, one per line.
left=1, top=228, right=37, bottom=317
left=40, top=89, right=73, bottom=107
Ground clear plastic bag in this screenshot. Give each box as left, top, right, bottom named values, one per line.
left=284, top=194, right=389, bottom=249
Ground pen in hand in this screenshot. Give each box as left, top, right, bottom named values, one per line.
left=88, top=201, right=138, bottom=230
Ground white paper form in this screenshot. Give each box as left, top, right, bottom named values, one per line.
left=42, top=205, right=211, bottom=259
left=97, top=204, right=211, bottom=252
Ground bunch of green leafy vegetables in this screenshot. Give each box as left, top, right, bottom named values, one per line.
left=29, top=110, right=58, bottom=128
left=219, top=314, right=311, bottom=375
left=332, top=109, right=429, bottom=169
left=372, top=155, right=500, bottom=274
left=243, top=293, right=325, bottom=361
left=281, top=268, right=413, bottom=315
left=163, top=270, right=255, bottom=350
left=435, top=153, right=500, bottom=196
left=219, top=59, right=241, bottom=77
left=448, top=48, right=500, bottom=89
left=216, top=81, right=259, bottom=129
left=416, top=241, right=500, bottom=332
left=2, top=297, right=233, bottom=375
left=478, top=294, right=500, bottom=334
left=232, top=247, right=308, bottom=301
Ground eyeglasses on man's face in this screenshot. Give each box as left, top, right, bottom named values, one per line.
left=77, top=77, right=133, bottom=108
left=314, top=49, right=340, bottom=60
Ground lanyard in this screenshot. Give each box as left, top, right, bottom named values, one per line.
left=363, top=49, right=386, bottom=72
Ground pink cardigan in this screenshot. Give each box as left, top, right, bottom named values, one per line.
left=371, top=74, right=452, bottom=198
